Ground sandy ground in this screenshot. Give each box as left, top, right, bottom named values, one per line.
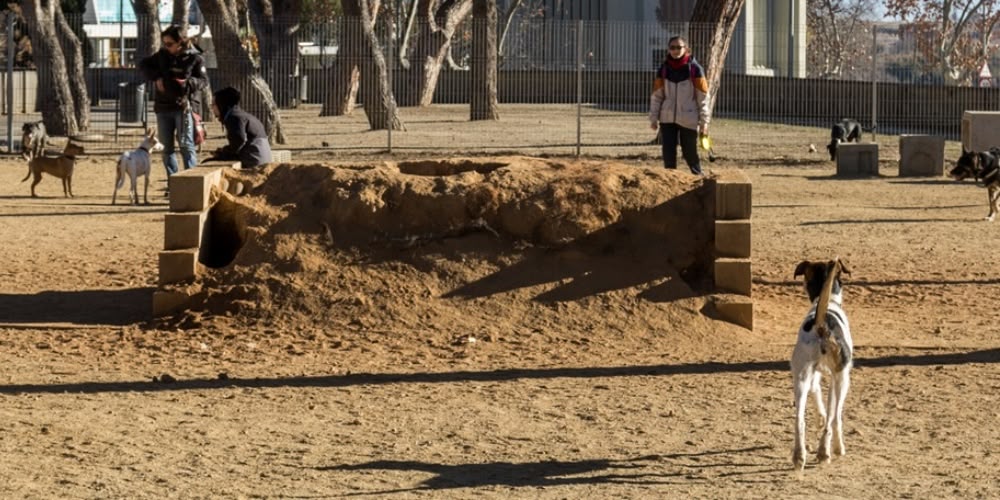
left=0, top=110, right=999, bottom=498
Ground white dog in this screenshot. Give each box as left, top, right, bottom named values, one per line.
left=791, top=258, right=853, bottom=471
left=113, top=128, right=163, bottom=205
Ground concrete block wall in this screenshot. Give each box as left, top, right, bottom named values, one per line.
left=962, top=111, right=1000, bottom=153
left=836, top=143, right=879, bottom=177
left=713, top=171, right=753, bottom=330
left=153, top=166, right=230, bottom=317
left=899, top=135, right=945, bottom=177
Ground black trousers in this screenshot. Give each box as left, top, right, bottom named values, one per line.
left=660, top=122, right=702, bottom=175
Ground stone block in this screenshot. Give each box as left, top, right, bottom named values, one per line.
left=152, top=290, right=190, bottom=317
left=962, top=111, right=1000, bottom=153
left=715, top=258, right=752, bottom=296
left=715, top=170, right=752, bottom=220
left=159, top=248, right=200, bottom=285
left=271, top=149, right=292, bottom=163
left=714, top=296, right=753, bottom=330
left=164, top=211, right=209, bottom=250
left=836, top=143, right=879, bottom=177
left=169, top=167, right=224, bottom=212
left=899, top=135, right=945, bottom=177
left=715, top=220, right=751, bottom=258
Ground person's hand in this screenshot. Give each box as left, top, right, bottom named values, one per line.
left=155, top=79, right=165, bottom=93
left=698, top=124, right=708, bottom=135
left=650, top=122, right=658, bottom=131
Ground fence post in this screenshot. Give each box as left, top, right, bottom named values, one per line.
left=576, top=19, right=582, bottom=157
left=6, top=13, right=14, bottom=154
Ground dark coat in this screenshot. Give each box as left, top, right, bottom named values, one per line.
left=211, top=105, right=272, bottom=169
left=138, top=47, right=209, bottom=113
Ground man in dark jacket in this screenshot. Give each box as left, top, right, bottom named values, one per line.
left=208, top=87, right=272, bottom=169
left=138, top=25, right=209, bottom=176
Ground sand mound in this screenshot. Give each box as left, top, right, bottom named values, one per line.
left=171, top=156, right=733, bottom=349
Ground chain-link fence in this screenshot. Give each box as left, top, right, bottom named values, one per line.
left=2, top=13, right=997, bottom=155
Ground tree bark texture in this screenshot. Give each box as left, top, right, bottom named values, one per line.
left=320, top=0, right=381, bottom=116
left=20, top=0, right=79, bottom=135
left=470, top=0, right=499, bottom=121
left=248, top=0, right=303, bottom=108
left=132, top=0, right=160, bottom=62
left=199, top=0, right=286, bottom=143
left=55, top=7, right=90, bottom=130
left=398, top=0, right=472, bottom=107
left=689, top=0, right=746, bottom=117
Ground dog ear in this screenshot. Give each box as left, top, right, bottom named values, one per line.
left=794, top=261, right=811, bottom=278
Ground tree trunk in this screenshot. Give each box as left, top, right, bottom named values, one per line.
left=689, top=0, right=747, bottom=116
left=470, top=0, right=499, bottom=121
left=20, top=0, right=78, bottom=135
left=199, top=0, right=286, bottom=144
left=173, top=0, right=189, bottom=32
left=398, top=0, right=472, bottom=107
left=55, top=7, right=90, bottom=130
left=248, top=0, right=302, bottom=108
left=320, top=0, right=381, bottom=116
left=351, top=0, right=403, bottom=130
left=132, top=0, right=160, bottom=61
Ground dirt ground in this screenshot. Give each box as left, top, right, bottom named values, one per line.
left=0, top=108, right=998, bottom=499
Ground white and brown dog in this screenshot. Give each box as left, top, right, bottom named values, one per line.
left=950, top=147, right=1000, bottom=222
left=113, top=128, right=163, bottom=205
left=791, top=258, right=853, bottom=471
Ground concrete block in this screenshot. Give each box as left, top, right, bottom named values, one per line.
left=152, top=290, right=191, bottom=317
left=714, top=296, right=753, bottom=330
left=164, top=211, right=209, bottom=250
left=271, top=149, right=292, bottom=163
left=199, top=160, right=242, bottom=169
left=836, top=143, right=879, bottom=177
left=715, top=171, right=752, bottom=220
left=159, top=248, right=200, bottom=285
left=169, top=167, right=224, bottom=212
left=715, top=220, right=751, bottom=258
left=899, top=135, right=945, bottom=177
left=715, top=258, right=752, bottom=296
left=962, top=111, right=1000, bottom=153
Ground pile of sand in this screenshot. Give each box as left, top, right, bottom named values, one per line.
left=170, top=156, right=732, bottom=349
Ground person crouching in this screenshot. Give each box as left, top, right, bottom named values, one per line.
left=207, top=86, right=272, bottom=169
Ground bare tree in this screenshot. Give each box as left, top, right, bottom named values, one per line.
left=342, top=0, right=403, bottom=129
left=886, top=0, right=1000, bottom=84
left=397, top=0, right=472, bottom=107
left=688, top=0, right=747, bottom=116
left=807, top=0, right=878, bottom=79
left=132, top=0, right=161, bottom=61
left=320, top=0, right=381, bottom=116
left=199, top=0, right=287, bottom=143
left=470, top=0, right=498, bottom=120
left=497, top=0, right=522, bottom=58
left=248, top=0, right=303, bottom=107
left=20, top=0, right=80, bottom=135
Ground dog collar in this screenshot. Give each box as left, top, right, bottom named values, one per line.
left=139, top=145, right=150, bottom=153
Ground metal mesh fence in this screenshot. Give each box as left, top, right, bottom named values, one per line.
left=2, top=13, right=998, bottom=156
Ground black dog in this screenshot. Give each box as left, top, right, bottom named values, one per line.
left=21, top=121, right=48, bottom=160
left=950, top=147, right=1000, bottom=222
left=827, top=119, right=864, bottom=161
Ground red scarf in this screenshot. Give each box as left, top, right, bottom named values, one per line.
left=666, top=53, right=690, bottom=70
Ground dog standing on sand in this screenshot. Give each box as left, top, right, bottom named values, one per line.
left=113, top=128, right=163, bottom=205
left=22, top=141, right=85, bottom=198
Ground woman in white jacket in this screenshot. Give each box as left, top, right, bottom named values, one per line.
left=649, top=36, right=711, bottom=175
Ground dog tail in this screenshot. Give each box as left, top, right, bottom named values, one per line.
left=813, top=259, right=847, bottom=369
left=115, top=155, right=126, bottom=189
